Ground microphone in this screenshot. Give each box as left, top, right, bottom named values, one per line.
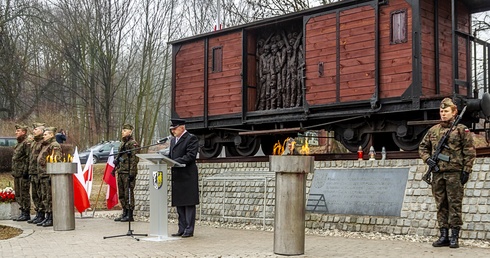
left=157, top=136, right=172, bottom=144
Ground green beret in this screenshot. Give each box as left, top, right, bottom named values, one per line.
left=122, top=124, right=134, bottom=130
left=15, top=124, right=29, bottom=131
left=45, top=127, right=57, bottom=133
left=33, top=122, right=46, bottom=129
left=440, top=98, right=456, bottom=109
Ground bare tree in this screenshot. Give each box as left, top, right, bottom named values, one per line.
left=0, top=0, right=47, bottom=120
left=130, top=0, right=177, bottom=147
left=46, top=0, right=137, bottom=143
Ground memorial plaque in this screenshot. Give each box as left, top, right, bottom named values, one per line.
left=307, top=168, right=409, bottom=216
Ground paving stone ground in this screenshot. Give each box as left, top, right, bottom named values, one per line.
left=1, top=212, right=490, bottom=258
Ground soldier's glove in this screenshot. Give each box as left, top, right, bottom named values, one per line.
left=113, top=159, right=119, bottom=167
left=426, top=158, right=437, bottom=167
left=22, top=173, right=29, bottom=180
left=128, top=174, right=135, bottom=182
left=461, top=171, right=470, bottom=185
left=111, top=168, right=116, bottom=177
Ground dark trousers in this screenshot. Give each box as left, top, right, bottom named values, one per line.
left=14, top=176, right=31, bottom=211
left=117, top=173, right=135, bottom=210
left=30, top=175, right=42, bottom=211
left=40, top=176, right=52, bottom=213
left=176, top=205, right=196, bottom=234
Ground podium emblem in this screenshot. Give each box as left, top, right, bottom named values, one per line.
left=152, top=170, right=164, bottom=190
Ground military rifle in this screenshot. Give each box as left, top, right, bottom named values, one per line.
left=111, top=141, right=128, bottom=176
left=422, top=106, right=467, bottom=184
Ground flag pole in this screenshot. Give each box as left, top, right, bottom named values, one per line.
left=92, top=177, right=105, bottom=217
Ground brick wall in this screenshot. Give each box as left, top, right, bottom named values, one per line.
left=134, top=158, right=490, bottom=240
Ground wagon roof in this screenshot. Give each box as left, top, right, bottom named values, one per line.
left=463, top=0, right=490, bottom=13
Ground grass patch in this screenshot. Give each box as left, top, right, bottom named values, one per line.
left=87, top=163, right=121, bottom=211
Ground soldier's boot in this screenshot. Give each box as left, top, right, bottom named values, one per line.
left=27, top=211, right=40, bottom=224
left=114, top=209, right=127, bottom=222
left=16, top=210, right=30, bottom=222
left=42, top=213, right=53, bottom=227
left=32, top=212, right=45, bottom=224
left=449, top=227, right=460, bottom=248
left=36, top=212, right=48, bottom=226
left=432, top=228, right=450, bottom=247
left=23, top=210, right=31, bottom=221
left=121, top=209, right=134, bottom=222
left=12, top=209, right=23, bottom=221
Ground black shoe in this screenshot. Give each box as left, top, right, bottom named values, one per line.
left=171, top=232, right=184, bottom=237
left=28, top=212, right=43, bottom=224
left=181, top=232, right=193, bottom=238
left=120, top=210, right=134, bottom=222
left=37, top=214, right=48, bottom=226
left=16, top=211, right=30, bottom=222
left=432, top=228, right=450, bottom=247
left=450, top=227, right=460, bottom=248
left=32, top=215, right=45, bottom=225
left=42, top=213, right=53, bottom=227
left=120, top=216, right=134, bottom=222
left=42, top=221, right=53, bottom=227
left=114, top=209, right=127, bottom=222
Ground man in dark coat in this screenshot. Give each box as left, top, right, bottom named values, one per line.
left=168, top=118, right=199, bottom=238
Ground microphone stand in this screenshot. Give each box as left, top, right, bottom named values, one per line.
left=103, top=140, right=169, bottom=241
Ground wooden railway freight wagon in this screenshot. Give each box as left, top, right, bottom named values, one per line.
left=170, top=0, right=490, bottom=158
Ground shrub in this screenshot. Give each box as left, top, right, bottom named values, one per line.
left=0, top=147, right=13, bottom=173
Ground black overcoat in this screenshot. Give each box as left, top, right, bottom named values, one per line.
left=169, top=131, right=200, bottom=206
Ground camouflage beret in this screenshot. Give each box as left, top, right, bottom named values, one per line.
left=15, top=124, right=29, bottom=131
left=33, top=122, right=46, bottom=129
left=122, top=124, right=134, bottom=130
left=440, top=98, right=456, bottom=109
left=44, top=127, right=57, bottom=133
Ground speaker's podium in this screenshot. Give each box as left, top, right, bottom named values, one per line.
left=136, top=153, right=185, bottom=241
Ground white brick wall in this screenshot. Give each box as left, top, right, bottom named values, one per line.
left=134, top=158, right=490, bottom=240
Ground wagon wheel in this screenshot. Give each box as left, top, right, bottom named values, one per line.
left=392, top=133, right=423, bottom=151
left=339, top=133, right=371, bottom=152
left=199, top=143, right=223, bottom=159
left=225, top=144, right=240, bottom=157
left=234, top=136, right=261, bottom=157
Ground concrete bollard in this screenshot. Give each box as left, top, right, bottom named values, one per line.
left=270, top=155, right=314, bottom=256
left=47, top=163, right=76, bottom=231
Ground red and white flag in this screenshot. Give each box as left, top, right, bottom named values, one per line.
left=72, top=147, right=90, bottom=213
left=103, top=148, right=118, bottom=209
left=83, top=150, right=94, bottom=198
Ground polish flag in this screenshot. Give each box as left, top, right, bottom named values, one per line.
left=83, top=150, right=94, bottom=198
left=72, top=147, right=90, bottom=213
left=103, top=148, right=118, bottom=209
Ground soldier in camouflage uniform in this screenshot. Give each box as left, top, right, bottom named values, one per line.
left=11, top=124, right=31, bottom=221
left=114, top=124, right=140, bottom=222
left=27, top=123, right=46, bottom=224
left=419, top=98, right=476, bottom=249
left=36, top=127, right=62, bottom=227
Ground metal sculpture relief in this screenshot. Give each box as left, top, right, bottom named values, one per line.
left=256, top=29, right=303, bottom=110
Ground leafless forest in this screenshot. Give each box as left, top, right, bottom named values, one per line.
left=0, top=0, right=488, bottom=149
